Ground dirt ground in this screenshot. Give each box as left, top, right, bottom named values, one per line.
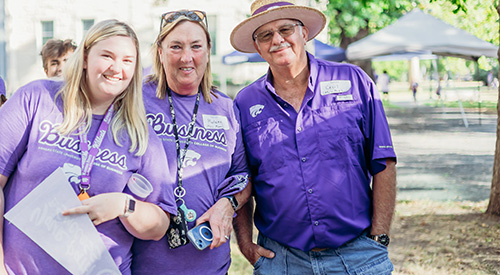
left=386, top=90, right=500, bottom=274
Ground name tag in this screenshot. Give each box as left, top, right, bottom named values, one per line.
left=320, top=80, right=351, bottom=95
left=336, top=94, right=354, bottom=101
left=203, top=115, right=230, bottom=130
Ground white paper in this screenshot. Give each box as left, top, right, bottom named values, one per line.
left=4, top=167, right=121, bottom=275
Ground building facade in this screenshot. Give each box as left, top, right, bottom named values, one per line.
left=0, top=0, right=325, bottom=96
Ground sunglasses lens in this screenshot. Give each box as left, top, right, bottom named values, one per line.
left=160, top=10, right=207, bottom=30
left=255, top=24, right=299, bottom=43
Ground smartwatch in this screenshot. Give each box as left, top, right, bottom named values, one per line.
left=121, top=195, right=136, bottom=218
left=368, top=233, right=390, bottom=246
left=223, top=195, right=239, bottom=211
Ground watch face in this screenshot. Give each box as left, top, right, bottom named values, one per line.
left=378, top=234, right=390, bottom=246
left=128, top=198, right=136, bottom=212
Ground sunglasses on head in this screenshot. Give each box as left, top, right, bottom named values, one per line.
left=159, top=10, right=208, bottom=31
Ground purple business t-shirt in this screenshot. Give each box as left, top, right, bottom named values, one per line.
left=234, top=53, right=397, bottom=251
left=131, top=81, right=249, bottom=275
left=0, top=79, right=176, bottom=275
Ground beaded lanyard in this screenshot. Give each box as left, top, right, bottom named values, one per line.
left=167, top=88, right=201, bottom=222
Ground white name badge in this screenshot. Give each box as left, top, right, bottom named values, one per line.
left=336, top=94, right=354, bottom=101
left=320, top=80, right=352, bottom=95
left=203, top=115, right=230, bottom=130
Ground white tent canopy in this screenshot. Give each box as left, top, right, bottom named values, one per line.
left=346, top=9, right=499, bottom=61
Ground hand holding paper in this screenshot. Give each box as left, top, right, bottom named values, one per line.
left=62, top=192, right=127, bottom=226
left=4, top=168, right=120, bottom=275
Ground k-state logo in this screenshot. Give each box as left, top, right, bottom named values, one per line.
left=250, top=104, right=264, bottom=118
left=182, top=149, right=201, bottom=168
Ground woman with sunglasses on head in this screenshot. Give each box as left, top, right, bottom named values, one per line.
left=0, top=19, right=176, bottom=274
left=131, top=10, right=250, bottom=275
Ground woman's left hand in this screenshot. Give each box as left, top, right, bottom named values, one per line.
left=196, top=198, right=235, bottom=249
left=62, top=193, right=126, bottom=226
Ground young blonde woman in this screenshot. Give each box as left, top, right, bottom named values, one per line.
left=0, top=19, right=176, bottom=274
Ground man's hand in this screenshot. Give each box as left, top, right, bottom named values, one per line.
left=239, top=241, right=275, bottom=266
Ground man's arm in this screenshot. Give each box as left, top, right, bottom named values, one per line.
left=371, top=159, right=397, bottom=235
left=233, top=197, right=274, bottom=265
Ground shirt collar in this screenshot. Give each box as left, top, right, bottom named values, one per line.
left=263, top=52, right=318, bottom=96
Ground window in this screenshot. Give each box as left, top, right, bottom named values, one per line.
left=41, top=21, right=54, bottom=45
left=207, top=15, right=217, bottom=55
left=82, top=19, right=95, bottom=34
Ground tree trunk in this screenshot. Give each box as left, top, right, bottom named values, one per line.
left=486, top=3, right=500, bottom=216
left=339, top=24, right=375, bottom=81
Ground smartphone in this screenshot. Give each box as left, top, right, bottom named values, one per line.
left=187, top=222, right=213, bottom=250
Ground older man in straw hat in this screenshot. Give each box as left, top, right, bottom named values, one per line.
left=231, top=0, right=397, bottom=274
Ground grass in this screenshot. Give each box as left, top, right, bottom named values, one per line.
left=425, top=100, right=497, bottom=111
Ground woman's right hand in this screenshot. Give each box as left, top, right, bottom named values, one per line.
left=62, top=193, right=126, bottom=226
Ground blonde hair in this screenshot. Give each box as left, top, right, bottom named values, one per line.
left=148, top=14, right=216, bottom=103
left=56, top=19, right=148, bottom=156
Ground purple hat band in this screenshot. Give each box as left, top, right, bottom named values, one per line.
left=252, top=2, right=294, bottom=16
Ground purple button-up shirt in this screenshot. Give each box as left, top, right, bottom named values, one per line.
left=234, top=53, right=396, bottom=251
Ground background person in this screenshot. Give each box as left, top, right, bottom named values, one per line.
left=230, top=0, right=397, bottom=274
left=131, top=10, right=250, bottom=275
left=40, top=38, right=77, bottom=78
left=0, top=19, right=176, bottom=274
left=0, top=76, right=6, bottom=107
left=378, top=70, right=390, bottom=101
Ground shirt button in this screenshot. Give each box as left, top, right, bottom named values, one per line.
left=314, top=221, right=319, bottom=226
left=308, top=189, right=313, bottom=193
left=297, top=127, right=302, bottom=132
left=301, top=157, right=307, bottom=162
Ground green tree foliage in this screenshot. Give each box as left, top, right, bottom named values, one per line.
left=324, top=0, right=414, bottom=49
left=323, top=0, right=498, bottom=80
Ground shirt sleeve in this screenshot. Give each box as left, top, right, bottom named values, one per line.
left=358, top=68, right=397, bottom=175
left=216, top=102, right=249, bottom=199
left=137, top=124, right=177, bottom=215
left=0, top=85, right=36, bottom=177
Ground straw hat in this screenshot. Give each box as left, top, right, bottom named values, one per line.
left=230, top=0, right=326, bottom=53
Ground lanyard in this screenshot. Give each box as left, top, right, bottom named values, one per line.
left=167, top=88, right=201, bottom=199
left=78, top=104, right=114, bottom=198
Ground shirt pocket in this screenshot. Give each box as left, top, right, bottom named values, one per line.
left=318, top=127, right=364, bottom=166
left=244, top=118, right=285, bottom=175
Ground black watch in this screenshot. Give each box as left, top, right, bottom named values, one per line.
left=224, top=195, right=239, bottom=211
left=368, top=234, right=390, bottom=246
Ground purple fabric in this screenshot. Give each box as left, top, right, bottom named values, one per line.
left=252, top=2, right=293, bottom=16
left=0, top=79, right=177, bottom=274
left=0, top=76, right=5, bottom=96
left=131, top=81, right=249, bottom=275
left=234, top=53, right=397, bottom=251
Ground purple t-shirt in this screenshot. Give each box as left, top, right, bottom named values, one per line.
left=234, top=53, right=397, bottom=251
left=131, top=81, right=249, bottom=275
left=0, top=79, right=177, bottom=275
